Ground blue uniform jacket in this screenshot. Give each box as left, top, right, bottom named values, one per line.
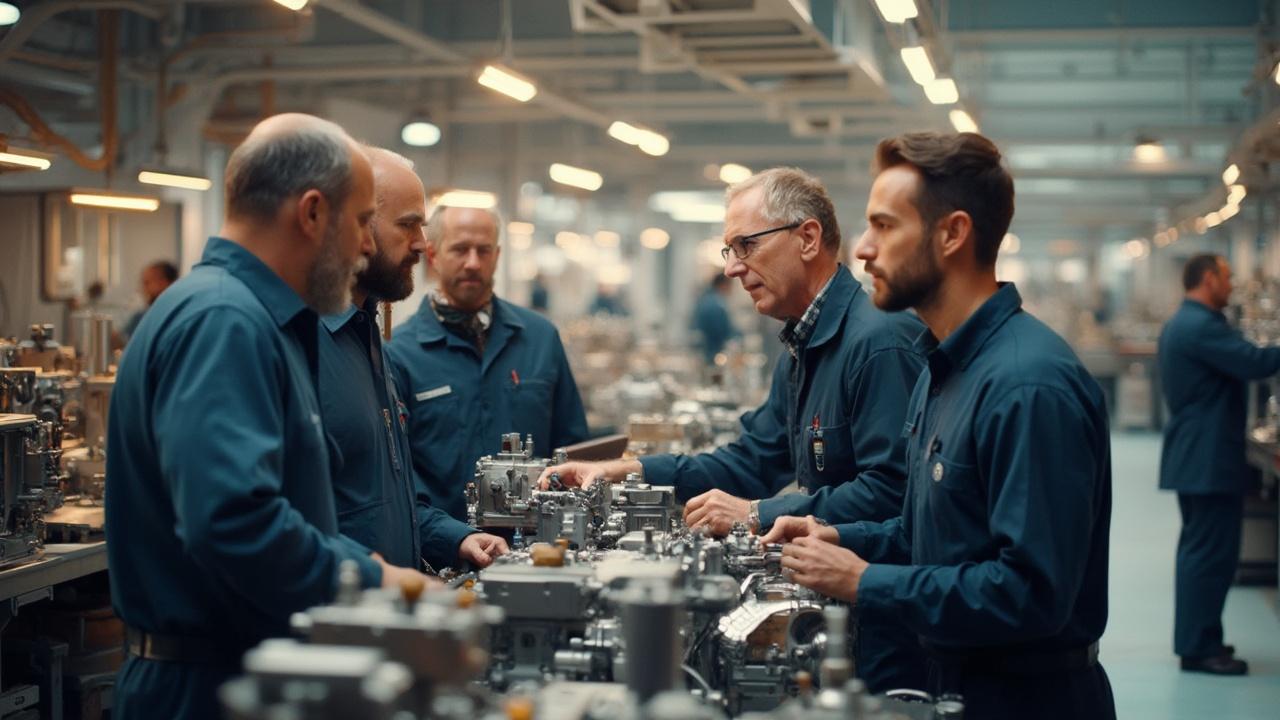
left=691, top=289, right=739, bottom=363
left=387, top=296, right=590, bottom=520
left=105, top=238, right=380, bottom=719
left=319, top=299, right=476, bottom=571
left=639, top=266, right=926, bottom=529
left=1158, top=299, right=1280, bottom=495
left=839, top=284, right=1112, bottom=654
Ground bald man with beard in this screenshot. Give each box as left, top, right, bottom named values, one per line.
left=106, top=115, right=430, bottom=720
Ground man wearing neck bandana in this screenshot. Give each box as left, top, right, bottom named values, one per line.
left=387, top=204, right=589, bottom=522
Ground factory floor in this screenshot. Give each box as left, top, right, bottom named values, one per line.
left=1104, top=432, right=1280, bottom=719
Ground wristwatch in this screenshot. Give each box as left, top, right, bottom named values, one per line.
left=747, top=499, right=761, bottom=533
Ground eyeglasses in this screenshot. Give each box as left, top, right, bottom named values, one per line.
left=720, top=222, right=802, bottom=262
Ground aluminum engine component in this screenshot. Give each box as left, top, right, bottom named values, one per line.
left=0, top=413, right=52, bottom=566
left=219, top=640, right=414, bottom=720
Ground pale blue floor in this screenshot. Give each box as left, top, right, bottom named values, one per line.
left=1104, top=432, right=1280, bottom=719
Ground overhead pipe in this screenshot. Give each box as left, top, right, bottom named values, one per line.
left=0, top=0, right=162, bottom=68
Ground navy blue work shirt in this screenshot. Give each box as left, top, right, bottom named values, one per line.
left=639, top=265, right=926, bottom=529
left=691, top=288, right=739, bottom=363
left=105, top=238, right=382, bottom=716
left=1158, top=298, right=1280, bottom=495
left=319, top=299, right=476, bottom=571
left=387, top=296, right=589, bottom=520
left=839, top=283, right=1112, bottom=653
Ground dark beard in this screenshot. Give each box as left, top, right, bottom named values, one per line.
left=357, top=248, right=414, bottom=302
left=872, top=235, right=942, bottom=312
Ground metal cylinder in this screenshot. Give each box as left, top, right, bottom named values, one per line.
left=820, top=605, right=852, bottom=689
left=618, top=579, right=682, bottom=704
left=92, top=316, right=113, bottom=376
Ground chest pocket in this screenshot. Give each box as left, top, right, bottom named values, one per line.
left=801, top=421, right=852, bottom=490
left=410, top=386, right=462, bottom=450
left=508, top=378, right=552, bottom=430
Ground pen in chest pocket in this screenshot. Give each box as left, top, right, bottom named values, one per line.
left=810, top=413, right=825, bottom=472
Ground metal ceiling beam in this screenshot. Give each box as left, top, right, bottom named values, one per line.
left=0, top=0, right=164, bottom=68
left=948, top=26, right=1257, bottom=46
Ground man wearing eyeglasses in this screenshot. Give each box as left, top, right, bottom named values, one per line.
left=539, top=167, right=927, bottom=692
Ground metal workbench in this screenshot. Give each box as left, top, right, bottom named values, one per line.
left=0, top=543, right=108, bottom=607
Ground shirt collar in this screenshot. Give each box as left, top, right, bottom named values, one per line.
left=198, top=237, right=311, bottom=328
left=414, top=294, right=524, bottom=345
left=779, top=265, right=841, bottom=358
left=916, top=282, right=1023, bottom=380
left=320, top=296, right=380, bottom=334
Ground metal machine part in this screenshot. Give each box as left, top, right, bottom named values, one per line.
left=219, top=640, right=415, bottom=720
left=0, top=413, right=49, bottom=567
left=618, top=579, right=683, bottom=704
left=289, top=563, right=503, bottom=717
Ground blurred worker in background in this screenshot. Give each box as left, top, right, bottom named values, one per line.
left=122, top=260, right=178, bottom=341
left=318, top=146, right=508, bottom=573
left=587, top=282, right=628, bottom=316
left=529, top=272, right=550, bottom=313
left=1158, top=253, right=1280, bottom=676
left=539, top=166, right=927, bottom=692
left=766, top=132, right=1115, bottom=720
left=105, top=114, right=429, bottom=720
left=388, top=204, right=589, bottom=522
left=691, top=273, right=740, bottom=365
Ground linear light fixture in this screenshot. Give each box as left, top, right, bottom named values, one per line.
left=400, top=120, right=441, bottom=147
left=548, top=163, right=602, bottom=191
left=1226, top=184, right=1246, bottom=206
left=1222, top=163, right=1240, bottom=186
left=434, top=189, right=497, bottom=209
left=718, top=163, right=752, bottom=184
left=138, top=169, right=213, bottom=191
left=478, top=64, right=537, bottom=103
left=272, top=0, right=308, bottom=10
left=507, top=221, right=535, bottom=235
left=0, top=147, right=52, bottom=170
left=873, top=0, right=918, bottom=24
left=607, top=121, right=670, bottom=157
left=949, top=109, right=979, bottom=133
left=900, top=47, right=935, bottom=85
left=924, top=78, right=959, bottom=105
left=0, top=3, right=19, bottom=26
left=1132, top=141, right=1166, bottom=164
left=69, top=189, right=161, bottom=212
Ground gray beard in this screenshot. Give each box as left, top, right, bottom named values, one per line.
left=305, top=222, right=366, bottom=314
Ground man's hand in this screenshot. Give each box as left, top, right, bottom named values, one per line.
left=759, top=515, right=838, bottom=545
left=459, top=533, right=509, bottom=568
left=375, top=555, right=442, bottom=592
left=536, top=458, right=641, bottom=490
left=780, top=535, right=867, bottom=603
left=683, top=489, right=751, bottom=537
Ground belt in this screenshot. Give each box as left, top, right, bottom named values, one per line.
left=920, top=639, right=1099, bottom=676
left=125, top=627, right=245, bottom=665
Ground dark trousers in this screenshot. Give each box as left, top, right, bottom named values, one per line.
left=1174, top=492, right=1244, bottom=658
left=856, top=614, right=928, bottom=693
left=926, top=659, right=1116, bottom=720
left=114, top=655, right=237, bottom=720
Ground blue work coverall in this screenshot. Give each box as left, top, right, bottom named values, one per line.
left=639, top=265, right=928, bottom=692
left=318, top=299, right=477, bottom=571
left=1158, top=298, right=1280, bottom=659
left=387, top=296, right=589, bottom=521
left=836, top=284, right=1115, bottom=720
left=105, top=238, right=382, bottom=720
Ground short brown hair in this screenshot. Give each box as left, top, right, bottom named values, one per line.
left=873, top=132, right=1014, bottom=267
left=725, top=167, right=841, bottom=254
left=1182, top=254, right=1223, bottom=290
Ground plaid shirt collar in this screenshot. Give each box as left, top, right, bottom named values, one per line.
left=779, top=267, right=839, bottom=358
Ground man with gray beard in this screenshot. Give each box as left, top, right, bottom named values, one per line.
left=105, top=114, right=430, bottom=720
left=318, top=147, right=508, bottom=571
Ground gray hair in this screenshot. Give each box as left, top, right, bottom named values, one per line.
left=225, top=128, right=352, bottom=221
left=425, top=204, right=504, bottom=248
left=724, top=166, right=841, bottom=253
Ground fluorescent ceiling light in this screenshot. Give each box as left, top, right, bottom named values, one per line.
left=639, top=228, right=670, bottom=250
left=1222, top=163, right=1240, bottom=185
left=1204, top=211, right=1222, bottom=229
left=478, top=64, right=537, bottom=103
left=434, top=189, right=496, bottom=209
left=138, top=169, right=212, bottom=191
left=1132, top=141, right=1166, bottom=164
left=924, top=78, right=959, bottom=105
left=0, top=148, right=52, bottom=170
left=718, top=163, right=752, bottom=184
left=69, top=190, right=160, bottom=212
left=272, top=0, right=309, bottom=10
left=899, top=47, right=935, bottom=85
left=401, top=121, right=441, bottom=147
left=949, top=109, right=979, bottom=133
left=1220, top=203, right=1240, bottom=221
left=0, top=3, right=19, bottom=27
left=608, top=121, right=670, bottom=157
left=507, top=221, right=535, bottom=235
left=670, top=203, right=726, bottom=224
left=1274, top=63, right=1280, bottom=86
left=594, top=230, right=620, bottom=247
left=1226, top=184, right=1246, bottom=206
left=548, top=163, right=603, bottom=191
left=873, top=0, right=918, bottom=23
left=555, top=231, right=581, bottom=248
